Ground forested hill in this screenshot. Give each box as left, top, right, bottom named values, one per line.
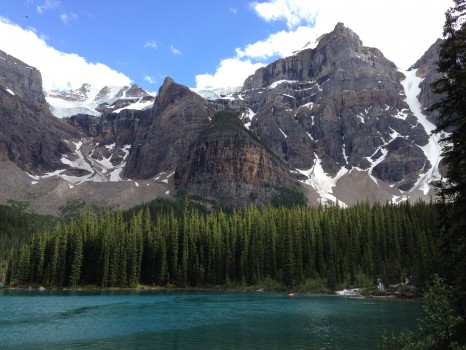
left=6, top=200, right=440, bottom=292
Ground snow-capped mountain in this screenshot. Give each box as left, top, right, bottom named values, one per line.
left=46, top=83, right=155, bottom=118
left=0, top=23, right=447, bottom=213
left=187, top=23, right=445, bottom=206
left=191, top=86, right=242, bottom=101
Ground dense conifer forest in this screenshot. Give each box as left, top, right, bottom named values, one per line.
left=0, top=202, right=57, bottom=282
left=4, top=198, right=441, bottom=292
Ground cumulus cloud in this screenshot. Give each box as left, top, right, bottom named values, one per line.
left=144, top=75, right=156, bottom=84
left=0, top=18, right=131, bottom=90
left=36, top=0, right=60, bottom=14
left=60, top=12, right=78, bottom=25
left=251, top=0, right=453, bottom=69
left=170, top=45, right=181, bottom=55
left=251, top=0, right=316, bottom=28
left=197, top=0, right=453, bottom=89
left=236, top=25, right=317, bottom=60
left=144, top=40, right=157, bottom=49
left=195, top=58, right=265, bottom=89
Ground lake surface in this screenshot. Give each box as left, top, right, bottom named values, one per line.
left=0, top=289, right=420, bottom=349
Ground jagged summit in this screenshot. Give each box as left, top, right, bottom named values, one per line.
left=45, top=83, right=154, bottom=118
left=229, top=23, right=439, bottom=205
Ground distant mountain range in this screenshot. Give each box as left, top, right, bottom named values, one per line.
left=0, top=23, right=446, bottom=214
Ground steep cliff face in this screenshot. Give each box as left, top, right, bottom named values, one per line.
left=238, top=23, right=431, bottom=192
left=175, top=112, right=301, bottom=206
left=0, top=49, right=45, bottom=104
left=124, top=77, right=217, bottom=179
left=410, top=39, right=443, bottom=125
left=0, top=50, right=77, bottom=174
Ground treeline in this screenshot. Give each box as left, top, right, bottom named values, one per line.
left=6, top=200, right=440, bottom=291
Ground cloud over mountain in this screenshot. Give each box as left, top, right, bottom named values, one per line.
left=195, top=0, right=452, bottom=89
left=0, top=17, right=131, bottom=91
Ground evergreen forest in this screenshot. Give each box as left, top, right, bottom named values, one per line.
left=4, top=199, right=441, bottom=292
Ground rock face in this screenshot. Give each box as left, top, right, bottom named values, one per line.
left=175, top=112, right=301, bottom=206
left=410, top=39, right=443, bottom=125
left=237, top=23, right=431, bottom=192
left=116, top=84, right=150, bottom=98
left=124, top=77, right=217, bottom=179
left=0, top=49, right=45, bottom=104
left=0, top=50, right=77, bottom=174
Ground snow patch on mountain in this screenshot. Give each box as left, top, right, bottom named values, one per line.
left=297, top=155, right=348, bottom=206
left=112, top=98, right=154, bottom=113
left=46, top=84, right=153, bottom=118
left=242, top=108, right=256, bottom=130
left=401, top=69, right=443, bottom=194
left=191, top=86, right=242, bottom=101
left=27, top=140, right=132, bottom=185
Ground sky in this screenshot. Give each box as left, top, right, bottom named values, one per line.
left=0, top=0, right=454, bottom=93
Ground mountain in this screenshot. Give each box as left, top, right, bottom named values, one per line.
left=0, top=23, right=446, bottom=213
left=46, top=83, right=154, bottom=118
left=213, top=23, right=443, bottom=205
left=0, top=49, right=77, bottom=174
left=175, top=111, right=302, bottom=207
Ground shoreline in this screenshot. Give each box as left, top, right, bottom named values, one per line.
left=2, top=284, right=419, bottom=299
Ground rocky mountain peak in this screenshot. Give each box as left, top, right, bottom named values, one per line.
left=318, top=22, right=363, bottom=49
left=116, top=84, right=149, bottom=98
left=124, top=76, right=217, bottom=179
left=409, top=38, right=443, bottom=125
left=228, top=23, right=437, bottom=203
left=0, top=49, right=46, bottom=104
left=410, top=39, right=442, bottom=78
left=152, top=76, right=202, bottom=114
left=47, top=83, right=92, bottom=102
left=0, top=50, right=78, bottom=175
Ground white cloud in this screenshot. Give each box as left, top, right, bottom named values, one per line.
left=60, top=12, right=78, bottom=25
left=170, top=45, right=181, bottom=55
left=229, top=7, right=238, bottom=14
left=198, top=0, right=453, bottom=89
left=0, top=18, right=131, bottom=91
left=236, top=25, right=317, bottom=60
left=195, top=58, right=265, bottom=89
left=37, top=0, right=60, bottom=14
left=251, top=0, right=316, bottom=28
left=144, top=40, right=157, bottom=49
left=144, top=75, right=156, bottom=84
left=251, top=0, right=454, bottom=70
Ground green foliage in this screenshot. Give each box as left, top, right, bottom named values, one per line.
left=7, top=201, right=441, bottom=292
left=207, top=111, right=245, bottom=131
left=430, top=1, right=466, bottom=344
left=382, top=275, right=466, bottom=350
left=271, top=186, right=306, bottom=208
left=0, top=202, right=56, bottom=282
left=206, top=111, right=284, bottom=163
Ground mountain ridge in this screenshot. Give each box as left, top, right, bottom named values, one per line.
left=0, top=23, right=446, bottom=213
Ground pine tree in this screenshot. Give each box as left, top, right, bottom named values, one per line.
left=430, top=0, right=466, bottom=332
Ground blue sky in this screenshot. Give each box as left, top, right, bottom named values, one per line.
left=0, top=0, right=453, bottom=92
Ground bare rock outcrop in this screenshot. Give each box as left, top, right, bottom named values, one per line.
left=175, top=111, right=302, bottom=206
left=238, top=23, right=430, bottom=191
left=0, top=50, right=77, bottom=174
left=124, top=77, right=216, bottom=178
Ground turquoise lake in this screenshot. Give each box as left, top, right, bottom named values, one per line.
left=0, top=290, right=420, bottom=349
